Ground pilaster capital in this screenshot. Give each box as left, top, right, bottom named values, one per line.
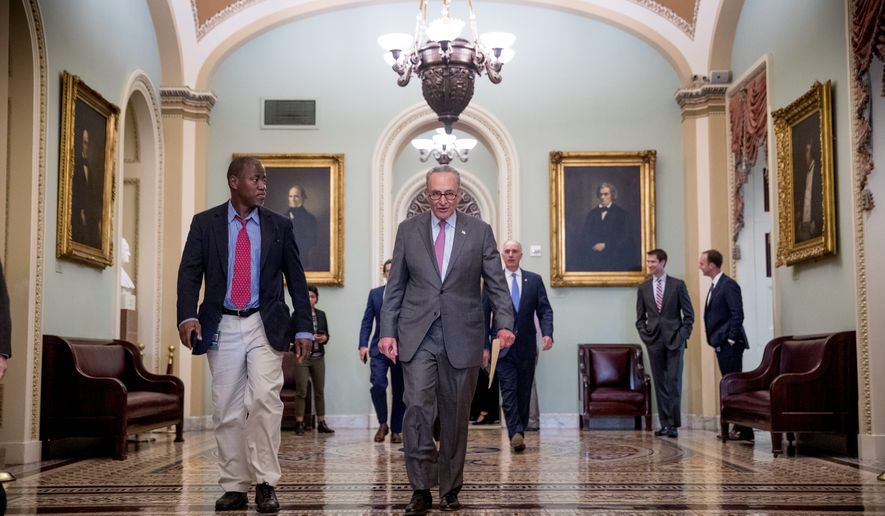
left=675, top=83, right=727, bottom=120
left=160, top=87, right=217, bottom=121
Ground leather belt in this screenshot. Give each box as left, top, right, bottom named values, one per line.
left=221, top=307, right=260, bottom=318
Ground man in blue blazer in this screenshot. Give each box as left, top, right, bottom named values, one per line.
left=699, top=249, right=752, bottom=441
left=177, top=156, right=313, bottom=513
left=359, top=259, right=405, bottom=444
left=486, top=240, right=554, bottom=452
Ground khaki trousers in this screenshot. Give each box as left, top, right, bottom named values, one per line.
left=207, top=313, right=284, bottom=492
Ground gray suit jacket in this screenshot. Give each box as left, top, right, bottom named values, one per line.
left=635, top=275, right=694, bottom=350
left=380, top=212, right=514, bottom=369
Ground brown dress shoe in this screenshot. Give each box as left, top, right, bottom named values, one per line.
left=390, top=432, right=403, bottom=444
left=511, top=433, right=526, bottom=452
left=374, top=424, right=389, bottom=442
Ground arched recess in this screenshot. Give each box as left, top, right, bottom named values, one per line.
left=707, top=0, right=744, bottom=70
left=371, top=102, right=518, bottom=283
left=0, top=0, right=48, bottom=462
left=117, top=72, right=165, bottom=373
left=392, top=168, right=498, bottom=229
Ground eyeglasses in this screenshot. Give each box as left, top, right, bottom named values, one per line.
left=428, top=191, right=458, bottom=201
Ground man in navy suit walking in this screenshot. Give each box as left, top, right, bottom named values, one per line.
left=486, top=240, right=554, bottom=452
left=177, top=156, right=314, bottom=513
left=359, top=259, right=405, bottom=444
left=699, top=249, right=753, bottom=441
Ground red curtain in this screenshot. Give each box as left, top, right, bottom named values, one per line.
left=729, top=69, right=767, bottom=250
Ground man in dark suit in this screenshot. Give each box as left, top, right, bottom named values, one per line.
left=71, top=128, right=103, bottom=248
left=359, top=258, right=405, bottom=444
left=578, top=182, right=634, bottom=271
left=635, top=248, right=694, bottom=438
left=699, top=249, right=753, bottom=441
left=286, top=184, right=318, bottom=270
left=0, top=260, right=11, bottom=379
left=177, top=156, right=313, bottom=514
left=379, top=165, right=515, bottom=515
left=486, top=240, right=554, bottom=452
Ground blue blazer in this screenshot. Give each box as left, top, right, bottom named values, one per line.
left=176, top=202, right=313, bottom=355
left=703, top=273, right=749, bottom=349
left=359, top=285, right=384, bottom=357
left=487, top=269, right=554, bottom=360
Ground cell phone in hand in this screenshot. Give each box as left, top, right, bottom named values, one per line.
left=190, top=330, right=201, bottom=345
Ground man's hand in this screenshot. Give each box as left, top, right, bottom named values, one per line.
left=359, top=347, right=369, bottom=364
left=592, top=243, right=606, bottom=252
left=542, top=336, right=554, bottom=351
left=315, top=333, right=328, bottom=344
left=293, top=338, right=313, bottom=363
left=497, top=329, right=516, bottom=349
left=0, top=356, right=7, bottom=379
left=378, top=337, right=398, bottom=363
left=483, top=349, right=490, bottom=369
left=178, top=320, right=201, bottom=350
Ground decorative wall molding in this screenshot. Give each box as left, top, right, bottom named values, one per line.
left=160, top=87, right=217, bottom=121
left=675, top=83, right=728, bottom=120
left=393, top=169, right=497, bottom=229
left=191, top=0, right=258, bottom=40
left=630, top=0, right=700, bottom=39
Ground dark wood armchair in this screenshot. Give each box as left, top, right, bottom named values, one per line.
left=280, top=350, right=313, bottom=429
left=579, top=344, right=652, bottom=430
left=41, top=335, right=185, bottom=460
left=720, top=331, right=857, bottom=456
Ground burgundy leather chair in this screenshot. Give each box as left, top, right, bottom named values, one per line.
left=579, top=344, right=652, bottom=431
left=41, top=335, right=184, bottom=460
left=720, top=331, right=857, bottom=456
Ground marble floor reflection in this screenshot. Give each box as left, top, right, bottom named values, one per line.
left=4, top=427, right=885, bottom=514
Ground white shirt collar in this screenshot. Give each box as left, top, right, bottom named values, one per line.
left=505, top=267, right=521, bottom=281
left=712, top=271, right=723, bottom=287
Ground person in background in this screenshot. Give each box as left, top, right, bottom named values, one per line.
left=294, top=285, right=335, bottom=435
left=0, top=260, right=11, bottom=379
left=360, top=259, right=405, bottom=444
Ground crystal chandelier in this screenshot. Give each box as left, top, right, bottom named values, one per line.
left=378, top=0, right=515, bottom=134
left=412, top=128, right=477, bottom=164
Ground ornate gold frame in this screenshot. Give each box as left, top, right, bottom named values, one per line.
left=57, top=71, right=119, bottom=268
left=773, top=81, right=836, bottom=266
left=239, top=153, right=345, bottom=286
left=549, top=151, right=656, bottom=287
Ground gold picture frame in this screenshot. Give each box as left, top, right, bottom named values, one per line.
left=57, top=71, right=120, bottom=268
left=238, top=153, right=345, bottom=286
left=549, top=151, right=656, bottom=287
left=773, top=80, right=836, bottom=266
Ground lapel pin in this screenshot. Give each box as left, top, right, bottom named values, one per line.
left=461, top=230, right=466, bottom=235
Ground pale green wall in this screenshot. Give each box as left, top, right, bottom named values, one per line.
left=731, top=0, right=856, bottom=335
left=209, top=1, right=682, bottom=417
left=40, top=0, right=162, bottom=337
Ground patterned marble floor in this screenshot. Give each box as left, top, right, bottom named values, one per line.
left=4, top=427, right=885, bottom=514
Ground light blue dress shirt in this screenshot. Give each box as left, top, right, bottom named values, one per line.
left=430, top=211, right=456, bottom=282
left=225, top=202, right=261, bottom=310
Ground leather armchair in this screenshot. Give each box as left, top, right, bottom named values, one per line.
left=579, top=344, right=652, bottom=430
left=279, top=350, right=313, bottom=429
left=720, top=331, right=857, bottom=456
left=41, top=335, right=185, bottom=460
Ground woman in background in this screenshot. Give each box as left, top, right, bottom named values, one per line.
left=294, top=285, right=335, bottom=435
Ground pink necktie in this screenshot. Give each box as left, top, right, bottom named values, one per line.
left=231, top=217, right=251, bottom=308
left=654, top=278, right=663, bottom=311
left=434, top=219, right=446, bottom=277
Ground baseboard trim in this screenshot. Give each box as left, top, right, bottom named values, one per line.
left=0, top=439, right=42, bottom=465
left=858, top=433, right=885, bottom=461
left=183, top=415, right=215, bottom=432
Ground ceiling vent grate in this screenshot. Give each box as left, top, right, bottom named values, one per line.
left=262, top=99, right=316, bottom=128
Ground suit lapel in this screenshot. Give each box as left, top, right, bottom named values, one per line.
left=444, top=216, right=468, bottom=282
left=416, top=213, right=439, bottom=281
left=662, top=276, right=677, bottom=311
left=259, top=207, right=273, bottom=271
left=516, top=271, right=529, bottom=314
left=214, top=205, right=229, bottom=279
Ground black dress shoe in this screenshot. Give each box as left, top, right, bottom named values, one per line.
left=215, top=491, right=247, bottom=511
left=654, top=426, right=670, bottom=436
left=405, top=489, right=432, bottom=515
left=294, top=421, right=305, bottom=436
left=391, top=432, right=403, bottom=444
left=255, top=482, right=280, bottom=513
left=667, top=427, right=679, bottom=438
left=440, top=492, right=462, bottom=512
left=317, top=421, right=335, bottom=434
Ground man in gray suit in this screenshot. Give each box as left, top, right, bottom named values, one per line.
left=635, top=248, right=694, bottom=438
left=379, top=165, right=515, bottom=515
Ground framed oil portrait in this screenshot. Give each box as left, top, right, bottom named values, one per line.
left=550, top=151, right=656, bottom=287
left=57, top=71, right=120, bottom=268
left=238, top=153, right=344, bottom=286
left=773, top=80, right=836, bottom=266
